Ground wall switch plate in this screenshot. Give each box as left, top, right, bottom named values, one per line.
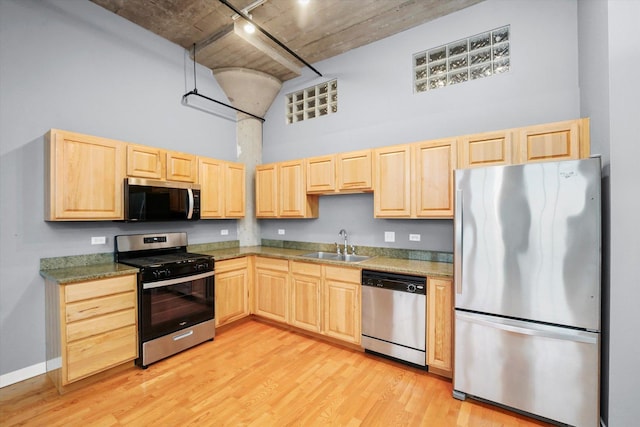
left=278, top=229, right=285, bottom=235
left=91, top=236, right=106, bottom=245
left=220, top=229, right=229, bottom=236
left=384, top=231, right=395, bottom=242
left=409, top=234, right=421, bottom=242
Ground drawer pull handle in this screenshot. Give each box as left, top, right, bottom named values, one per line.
left=173, top=330, right=193, bottom=341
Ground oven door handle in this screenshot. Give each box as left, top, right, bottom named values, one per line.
left=142, top=271, right=215, bottom=289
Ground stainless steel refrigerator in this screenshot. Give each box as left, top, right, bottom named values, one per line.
left=453, top=158, right=601, bottom=427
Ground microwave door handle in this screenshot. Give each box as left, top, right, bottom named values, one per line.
left=186, top=188, right=194, bottom=219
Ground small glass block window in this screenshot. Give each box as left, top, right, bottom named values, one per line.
left=286, top=79, right=338, bottom=124
left=413, top=25, right=510, bottom=93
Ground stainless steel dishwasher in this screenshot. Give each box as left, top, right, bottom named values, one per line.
left=361, top=270, right=427, bottom=367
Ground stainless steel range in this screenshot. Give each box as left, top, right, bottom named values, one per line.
left=115, top=232, right=215, bottom=368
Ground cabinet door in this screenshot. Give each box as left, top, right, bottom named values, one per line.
left=427, top=277, right=453, bottom=375
left=290, top=261, right=322, bottom=333
left=254, top=258, right=289, bottom=323
left=307, top=155, right=336, bottom=194
left=458, top=130, right=514, bottom=169
left=126, top=145, right=163, bottom=179
left=516, top=119, right=583, bottom=163
left=414, top=139, right=457, bottom=218
left=323, top=266, right=361, bottom=344
left=337, top=149, right=373, bottom=192
left=256, top=164, right=278, bottom=218
left=280, top=160, right=317, bottom=218
left=46, top=129, right=126, bottom=220
left=215, top=258, right=249, bottom=327
left=225, top=162, right=246, bottom=218
left=166, top=151, right=197, bottom=182
left=198, top=157, right=225, bottom=218
left=374, top=145, right=411, bottom=217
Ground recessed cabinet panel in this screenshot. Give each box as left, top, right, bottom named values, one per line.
left=166, top=151, right=196, bottom=182
left=427, top=277, right=453, bottom=375
left=46, top=129, right=126, bottom=221
left=458, top=131, right=513, bottom=169
left=256, top=164, right=278, bottom=218
left=225, top=162, right=246, bottom=217
left=374, top=145, right=412, bottom=217
left=127, top=145, right=163, bottom=179
left=518, top=120, right=581, bottom=163
left=307, top=155, right=336, bottom=193
left=338, top=149, right=373, bottom=192
left=415, top=139, right=457, bottom=218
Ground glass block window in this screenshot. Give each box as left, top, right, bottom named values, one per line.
left=413, top=25, right=510, bottom=93
left=286, top=79, right=337, bottom=124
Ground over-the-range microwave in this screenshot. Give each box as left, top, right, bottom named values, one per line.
left=124, top=178, right=201, bottom=221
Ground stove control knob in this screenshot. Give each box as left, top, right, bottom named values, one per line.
left=152, top=271, right=159, bottom=279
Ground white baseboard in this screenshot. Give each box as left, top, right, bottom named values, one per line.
left=0, top=362, right=46, bottom=388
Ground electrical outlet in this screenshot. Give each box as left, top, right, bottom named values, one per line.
left=278, top=229, right=285, bottom=235
left=384, top=231, right=395, bottom=242
left=409, top=234, right=421, bottom=242
left=91, top=236, right=106, bottom=245
left=220, top=229, right=229, bottom=236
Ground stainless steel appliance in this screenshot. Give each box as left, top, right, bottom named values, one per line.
left=115, top=232, right=215, bottom=368
left=453, top=158, right=601, bottom=426
left=124, top=178, right=201, bottom=221
left=361, top=270, right=427, bottom=366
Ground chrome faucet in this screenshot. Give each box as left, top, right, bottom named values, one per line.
left=338, top=229, right=348, bottom=255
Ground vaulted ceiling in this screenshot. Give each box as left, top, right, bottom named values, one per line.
left=91, top=0, right=484, bottom=82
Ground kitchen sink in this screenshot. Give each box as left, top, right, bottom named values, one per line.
left=300, top=252, right=371, bottom=263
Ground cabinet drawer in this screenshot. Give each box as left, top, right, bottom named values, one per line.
left=325, top=265, right=360, bottom=283
left=66, top=292, right=136, bottom=323
left=291, top=261, right=322, bottom=277
left=216, top=257, right=248, bottom=273
left=65, top=275, right=136, bottom=303
left=66, top=308, right=136, bottom=342
left=66, top=325, right=137, bottom=383
left=255, top=257, right=289, bottom=272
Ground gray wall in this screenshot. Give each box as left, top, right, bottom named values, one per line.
left=603, top=2, right=640, bottom=426
left=261, top=0, right=581, bottom=252
left=0, top=0, right=238, bottom=379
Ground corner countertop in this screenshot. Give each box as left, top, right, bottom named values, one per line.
left=40, top=246, right=453, bottom=285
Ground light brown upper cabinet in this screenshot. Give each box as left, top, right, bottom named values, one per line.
left=45, top=129, right=126, bottom=221
left=306, top=149, right=373, bottom=195
left=198, top=157, right=245, bottom=218
left=414, top=139, right=457, bottom=218
left=165, top=151, right=197, bottom=183
left=126, top=144, right=163, bottom=179
left=255, top=164, right=278, bottom=218
left=307, top=155, right=336, bottom=194
left=337, top=149, right=373, bottom=192
left=373, top=144, right=412, bottom=217
left=374, top=140, right=456, bottom=218
left=458, top=130, right=514, bottom=169
left=256, top=160, right=318, bottom=218
left=458, top=118, right=590, bottom=169
left=516, top=118, right=589, bottom=163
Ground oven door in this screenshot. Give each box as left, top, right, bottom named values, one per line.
left=140, top=271, right=215, bottom=342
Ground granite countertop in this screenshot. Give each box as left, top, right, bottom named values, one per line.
left=40, top=243, right=453, bottom=284
left=40, top=263, right=139, bottom=284
left=196, top=246, right=453, bottom=278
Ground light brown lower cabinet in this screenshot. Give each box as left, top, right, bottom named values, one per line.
left=290, top=261, right=322, bottom=333
left=45, top=274, right=138, bottom=392
left=322, top=265, right=361, bottom=345
left=253, top=257, right=289, bottom=323
left=215, top=257, right=250, bottom=327
left=427, top=277, right=453, bottom=376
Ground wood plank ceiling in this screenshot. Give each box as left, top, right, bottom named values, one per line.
left=91, top=0, right=485, bottom=82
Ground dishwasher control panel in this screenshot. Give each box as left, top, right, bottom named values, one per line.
left=361, top=270, right=426, bottom=294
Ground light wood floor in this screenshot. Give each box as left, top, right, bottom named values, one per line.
left=0, top=320, right=552, bottom=426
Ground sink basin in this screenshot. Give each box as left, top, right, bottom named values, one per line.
left=301, top=252, right=371, bottom=263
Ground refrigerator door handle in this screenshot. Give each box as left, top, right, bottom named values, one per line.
left=454, top=189, right=463, bottom=294
left=456, top=311, right=597, bottom=344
